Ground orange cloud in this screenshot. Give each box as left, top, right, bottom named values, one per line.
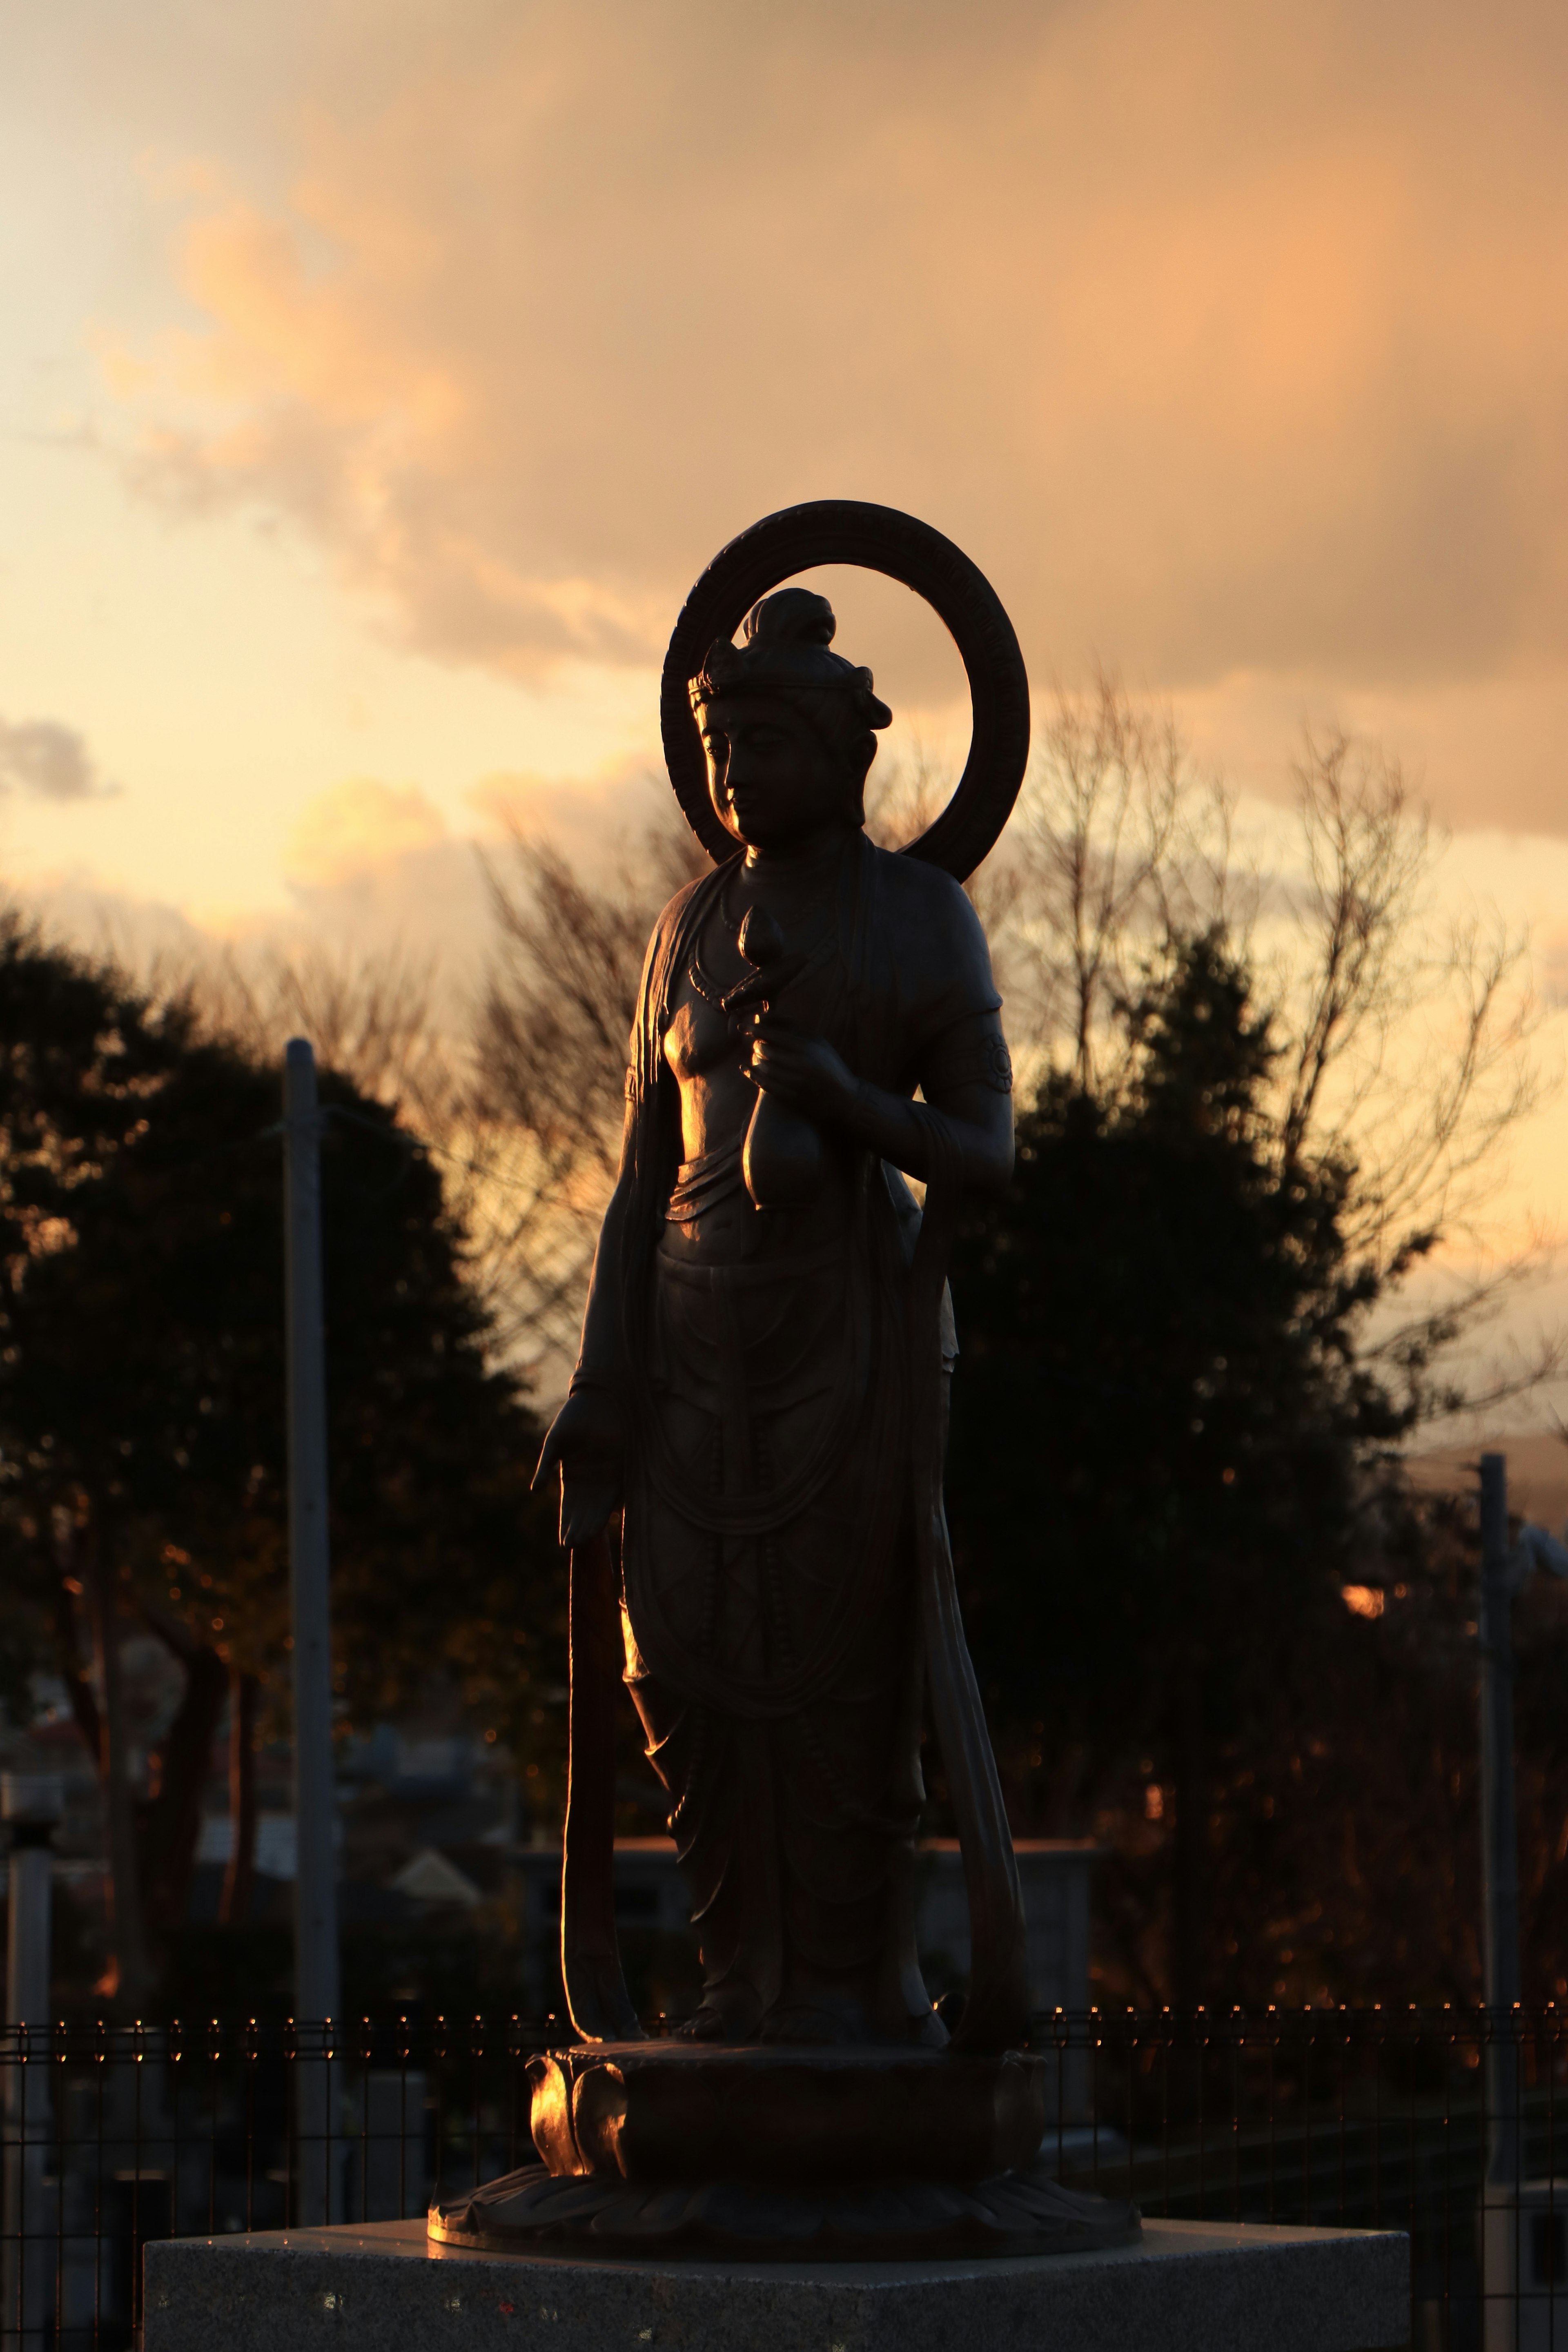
left=285, top=778, right=447, bottom=889
left=102, top=0, right=1568, bottom=797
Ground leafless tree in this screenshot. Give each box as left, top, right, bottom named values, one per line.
left=982, top=681, right=1544, bottom=1270
left=172, top=938, right=461, bottom=1136
left=468, top=687, right=1552, bottom=1419
left=984, top=684, right=1555, bottom=1422
left=992, top=673, right=1245, bottom=1092
left=470, top=809, right=707, bottom=1379
left=1268, top=731, right=1540, bottom=1272
left=127, top=696, right=1537, bottom=1423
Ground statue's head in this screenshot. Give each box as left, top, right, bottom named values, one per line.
left=689, top=588, right=892, bottom=853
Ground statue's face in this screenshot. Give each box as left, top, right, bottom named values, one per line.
left=700, top=695, right=851, bottom=853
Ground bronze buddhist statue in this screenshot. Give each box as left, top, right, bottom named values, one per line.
left=430, top=501, right=1138, bottom=2261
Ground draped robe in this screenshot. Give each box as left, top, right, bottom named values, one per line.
left=588, top=832, right=1025, bottom=2045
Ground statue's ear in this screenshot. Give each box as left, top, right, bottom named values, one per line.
left=849, top=731, right=878, bottom=804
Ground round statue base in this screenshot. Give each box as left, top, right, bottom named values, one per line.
left=426, top=2042, right=1140, bottom=2263
left=429, top=2155, right=1139, bottom=2263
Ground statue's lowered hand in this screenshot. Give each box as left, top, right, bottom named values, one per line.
left=533, top=1388, right=626, bottom=1548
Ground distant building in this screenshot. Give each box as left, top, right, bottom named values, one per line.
left=509, top=1836, right=1102, bottom=2030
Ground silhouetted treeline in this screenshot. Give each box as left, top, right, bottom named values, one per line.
left=947, top=929, right=1568, bottom=2009
left=3, top=682, right=1559, bottom=2014
left=0, top=909, right=562, bottom=2004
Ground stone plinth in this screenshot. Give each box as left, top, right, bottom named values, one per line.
left=143, top=2214, right=1410, bottom=2352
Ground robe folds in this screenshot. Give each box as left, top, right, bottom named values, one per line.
left=583, top=831, right=1028, bottom=2047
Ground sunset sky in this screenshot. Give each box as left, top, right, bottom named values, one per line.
left=5, top=0, right=1568, bottom=1411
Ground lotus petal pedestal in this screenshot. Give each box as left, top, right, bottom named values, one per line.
left=427, top=2043, right=1140, bottom=2263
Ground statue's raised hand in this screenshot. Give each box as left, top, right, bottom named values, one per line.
left=745, top=1014, right=857, bottom=1126
left=532, top=1387, right=626, bottom=1548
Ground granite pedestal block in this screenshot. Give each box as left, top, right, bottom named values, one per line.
left=143, top=2213, right=1410, bottom=2352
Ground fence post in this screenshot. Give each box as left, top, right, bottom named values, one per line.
left=284, top=1040, right=342, bottom=2223
left=2, top=1774, right=61, bottom=2351
left=1478, top=1451, right=1523, bottom=2352
left=1479, top=1451, right=1522, bottom=2182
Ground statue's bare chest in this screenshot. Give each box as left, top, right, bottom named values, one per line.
left=662, top=974, right=738, bottom=1087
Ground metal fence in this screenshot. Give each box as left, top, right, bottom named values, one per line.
left=1, top=2005, right=1563, bottom=2348
left=1040, top=2005, right=1566, bottom=2352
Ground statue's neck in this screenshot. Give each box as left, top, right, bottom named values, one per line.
left=723, top=830, right=861, bottom=971
left=739, top=826, right=856, bottom=888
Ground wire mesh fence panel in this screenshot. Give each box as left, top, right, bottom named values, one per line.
left=0, top=2007, right=1562, bottom=2348
left=1028, top=2006, right=1568, bottom=2352
left=0, top=2013, right=566, bottom=2350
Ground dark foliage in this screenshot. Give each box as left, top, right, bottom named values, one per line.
left=946, top=930, right=1419, bottom=2002
left=0, top=911, right=563, bottom=1989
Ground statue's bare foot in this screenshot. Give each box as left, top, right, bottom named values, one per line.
left=758, top=1996, right=869, bottom=2046
left=675, top=2006, right=732, bottom=2042
left=676, top=1988, right=762, bottom=2042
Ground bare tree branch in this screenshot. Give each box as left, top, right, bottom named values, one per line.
left=468, top=806, right=706, bottom=1380
left=993, top=671, right=1243, bottom=1090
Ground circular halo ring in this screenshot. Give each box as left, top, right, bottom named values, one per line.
left=660, top=501, right=1030, bottom=883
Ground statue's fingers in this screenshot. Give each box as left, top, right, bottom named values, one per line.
left=753, top=1049, right=802, bottom=1095
left=561, top=1479, right=614, bottom=1548
left=530, top=1428, right=563, bottom=1491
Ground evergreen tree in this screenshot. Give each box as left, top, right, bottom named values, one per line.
left=0, top=912, right=561, bottom=1999
left=947, top=929, right=1412, bottom=2002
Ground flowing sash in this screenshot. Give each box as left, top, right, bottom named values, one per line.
left=906, top=1106, right=1029, bottom=2050
left=560, top=1530, right=643, bottom=2042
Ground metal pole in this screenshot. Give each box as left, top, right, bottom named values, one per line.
left=3, top=1773, right=62, bottom=2351
left=1477, top=1453, right=1526, bottom=2352
left=283, top=1039, right=341, bottom=2223
left=1479, top=1450, right=1522, bottom=2187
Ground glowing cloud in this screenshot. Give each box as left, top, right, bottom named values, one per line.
left=102, top=0, right=1568, bottom=717
left=284, top=778, right=448, bottom=889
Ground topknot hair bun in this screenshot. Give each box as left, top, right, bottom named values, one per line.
left=688, top=584, right=891, bottom=737
left=743, top=588, right=836, bottom=649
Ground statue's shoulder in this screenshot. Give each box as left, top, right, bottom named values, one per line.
left=866, top=842, right=1000, bottom=1032
left=630, top=867, right=725, bottom=1044
left=653, top=869, right=713, bottom=935
left=871, top=842, right=980, bottom=924
left=643, top=867, right=720, bottom=964
left=622, top=870, right=706, bottom=1071
left=869, top=842, right=993, bottom=963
